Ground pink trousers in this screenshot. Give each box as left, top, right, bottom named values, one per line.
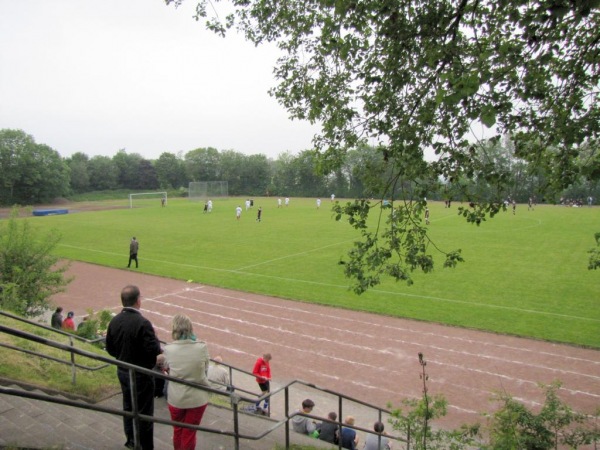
left=168, top=403, right=208, bottom=450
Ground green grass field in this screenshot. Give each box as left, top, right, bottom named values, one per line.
left=22, top=196, right=600, bottom=348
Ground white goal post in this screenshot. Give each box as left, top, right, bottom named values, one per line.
left=129, top=192, right=168, bottom=208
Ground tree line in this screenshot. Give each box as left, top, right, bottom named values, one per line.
left=0, top=128, right=598, bottom=207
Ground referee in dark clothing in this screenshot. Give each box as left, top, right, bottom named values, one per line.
left=106, top=285, right=161, bottom=450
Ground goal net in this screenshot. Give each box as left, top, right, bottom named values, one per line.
left=129, top=192, right=168, bottom=208
left=188, top=181, right=229, bottom=202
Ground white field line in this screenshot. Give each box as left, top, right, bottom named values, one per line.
left=235, top=239, right=355, bottom=271
left=58, top=244, right=600, bottom=324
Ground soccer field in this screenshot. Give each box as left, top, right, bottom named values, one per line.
left=25, top=197, right=600, bottom=348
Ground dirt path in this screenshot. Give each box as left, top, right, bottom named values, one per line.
left=51, top=261, right=600, bottom=430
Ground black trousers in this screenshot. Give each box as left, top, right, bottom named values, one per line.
left=117, top=368, right=155, bottom=449
left=128, top=253, right=138, bottom=268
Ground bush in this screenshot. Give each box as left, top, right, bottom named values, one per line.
left=0, top=208, right=71, bottom=317
left=487, top=381, right=599, bottom=450
left=388, top=355, right=599, bottom=449
left=76, top=309, right=113, bottom=341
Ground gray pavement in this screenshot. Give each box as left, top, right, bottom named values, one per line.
left=0, top=378, right=402, bottom=449
left=0, top=385, right=337, bottom=450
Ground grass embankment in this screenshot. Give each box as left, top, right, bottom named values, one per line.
left=0, top=314, right=119, bottom=401
left=22, top=196, right=600, bottom=348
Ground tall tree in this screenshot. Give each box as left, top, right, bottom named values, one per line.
left=155, top=152, right=186, bottom=189
left=138, top=159, right=159, bottom=189
left=219, top=150, right=246, bottom=195
left=0, top=129, right=70, bottom=205
left=112, top=150, right=143, bottom=189
left=270, top=151, right=296, bottom=196
left=184, top=147, right=221, bottom=182
left=290, top=150, right=328, bottom=196
left=66, top=152, right=90, bottom=193
left=87, top=156, right=118, bottom=191
left=241, top=154, right=271, bottom=195
left=168, top=0, right=600, bottom=291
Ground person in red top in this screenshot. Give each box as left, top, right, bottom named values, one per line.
left=252, top=353, right=272, bottom=410
left=62, top=311, right=76, bottom=331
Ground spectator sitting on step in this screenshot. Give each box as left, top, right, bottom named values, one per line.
left=77, top=315, right=89, bottom=331
left=207, top=355, right=231, bottom=392
left=51, top=306, right=63, bottom=329
left=340, top=416, right=360, bottom=450
left=364, top=421, right=393, bottom=450
left=317, top=411, right=340, bottom=444
left=292, top=398, right=318, bottom=436
left=62, top=311, right=76, bottom=331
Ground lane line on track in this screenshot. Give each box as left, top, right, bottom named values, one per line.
left=165, top=288, right=600, bottom=366
left=144, top=294, right=600, bottom=399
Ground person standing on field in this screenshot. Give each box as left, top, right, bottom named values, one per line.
left=252, top=353, right=272, bottom=410
left=128, top=237, right=139, bottom=268
left=236, top=205, right=242, bottom=220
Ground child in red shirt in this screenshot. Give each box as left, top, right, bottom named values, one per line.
left=252, top=353, right=272, bottom=410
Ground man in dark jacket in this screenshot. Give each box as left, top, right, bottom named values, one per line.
left=50, top=306, right=63, bottom=329
left=106, top=285, right=161, bottom=450
left=128, top=237, right=139, bottom=268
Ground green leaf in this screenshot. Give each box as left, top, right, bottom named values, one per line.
left=480, top=106, right=497, bottom=128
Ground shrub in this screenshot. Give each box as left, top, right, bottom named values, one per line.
left=76, top=308, right=113, bottom=341
left=0, top=209, right=71, bottom=317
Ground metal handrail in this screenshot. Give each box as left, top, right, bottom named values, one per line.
left=0, top=321, right=410, bottom=449
left=0, top=310, right=112, bottom=384
left=0, top=324, right=258, bottom=449
left=0, top=309, right=107, bottom=344
left=0, top=341, right=107, bottom=371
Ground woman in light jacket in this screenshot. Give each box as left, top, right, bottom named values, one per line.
left=164, top=314, right=211, bottom=450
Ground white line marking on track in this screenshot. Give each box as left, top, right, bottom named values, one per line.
left=157, top=289, right=600, bottom=367
left=143, top=293, right=600, bottom=399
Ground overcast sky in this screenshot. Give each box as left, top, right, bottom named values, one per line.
left=0, top=0, right=320, bottom=160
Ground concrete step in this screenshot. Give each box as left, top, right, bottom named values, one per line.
left=0, top=384, right=154, bottom=450
left=0, top=386, right=338, bottom=450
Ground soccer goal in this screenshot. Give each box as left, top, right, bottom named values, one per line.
left=129, top=192, right=168, bottom=208
left=188, top=181, right=229, bottom=202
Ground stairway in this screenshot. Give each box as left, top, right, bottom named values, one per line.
left=0, top=383, right=336, bottom=449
